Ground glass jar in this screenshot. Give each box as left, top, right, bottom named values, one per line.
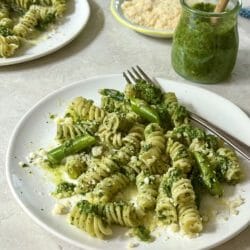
left=171, top=0, right=241, bottom=84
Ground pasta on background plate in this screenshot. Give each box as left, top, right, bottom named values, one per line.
left=0, top=0, right=67, bottom=57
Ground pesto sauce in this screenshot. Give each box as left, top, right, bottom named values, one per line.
left=41, top=162, right=65, bottom=184
left=172, top=3, right=239, bottom=83
left=132, top=226, right=152, bottom=242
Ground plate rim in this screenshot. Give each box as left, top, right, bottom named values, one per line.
left=6, top=74, right=250, bottom=250
left=110, top=0, right=174, bottom=38
left=0, top=0, right=90, bottom=66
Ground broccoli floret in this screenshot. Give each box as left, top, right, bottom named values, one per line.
left=168, top=124, right=206, bottom=145
left=153, top=103, right=173, bottom=129
left=52, top=182, right=76, bottom=199
left=134, top=79, right=163, bottom=105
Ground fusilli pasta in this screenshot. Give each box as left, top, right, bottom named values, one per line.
left=76, top=157, right=120, bottom=194
left=70, top=200, right=112, bottom=239
left=25, top=79, right=243, bottom=241
left=136, top=172, right=159, bottom=211
left=87, top=173, right=130, bottom=204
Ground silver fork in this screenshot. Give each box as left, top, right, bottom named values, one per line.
left=123, top=65, right=250, bottom=161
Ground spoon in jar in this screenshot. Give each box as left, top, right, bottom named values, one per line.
left=212, top=0, right=229, bottom=24
left=214, top=0, right=230, bottom=13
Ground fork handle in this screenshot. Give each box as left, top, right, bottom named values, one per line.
left=190, top=112, right=250, bottom=160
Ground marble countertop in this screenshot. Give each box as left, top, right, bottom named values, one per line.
left=1, top=1, right=250, bottom=249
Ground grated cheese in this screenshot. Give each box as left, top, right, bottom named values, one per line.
left=121, top=0, right=181, bottom=30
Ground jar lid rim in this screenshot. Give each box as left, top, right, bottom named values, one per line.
left=181, top=0, right=242, bottom=16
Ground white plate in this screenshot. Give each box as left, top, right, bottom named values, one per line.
left=0, top=0, right=90, bottom=66
left=6, top=75, right=250, bottom=250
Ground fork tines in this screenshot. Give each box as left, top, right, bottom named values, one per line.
left=123, top=65, right=154, bottom=84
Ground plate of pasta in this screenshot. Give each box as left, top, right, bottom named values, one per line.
left=6, top=74, right=250, bottom=250
left=0, top=0, right=90, bottom=66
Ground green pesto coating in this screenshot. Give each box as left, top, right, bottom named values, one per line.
left=132, top=226, right=152, bottom=242
left=133, top=79, right=163, bottom=104
left=172, top=3, right=239, bottom=83
left=52, top=182, right=75, bottom=198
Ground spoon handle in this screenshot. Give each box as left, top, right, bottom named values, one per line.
left=214, top=0, right=230, bottom=13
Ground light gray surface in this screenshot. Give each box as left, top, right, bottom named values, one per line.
left=1, top=0, right=250, bottom=249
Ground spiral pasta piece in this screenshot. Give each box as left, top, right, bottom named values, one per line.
left=101, top=95, right=131, bottom=114
left=70, top=200, right=112, bottom=239
left=124, top=157, right=142, bottom=180
left=21, top=0, right=66, bottom=17
left=136, top=172, right=159, bottom=211
left=0, top=3, right=12, bottom=31
left=99, top=202, right=140, bottom=227
left=216, top=147, right=242, bottom=184
left=113, top=124, right=145, bottom=165
left=163, top=92, right=189, bottom=127
left=167, top=138, right=193, bottom=174
left=76, top=157, right=120, bottom=194
left=87, top=173, right=130, bottom=204
left=155, top=172, right=178, bottom=225
left=51, top=0, right=66, bottom=17
left=101, top=113, right=121, bottom=132
left=189, top=138, right=215, bottom=159
left=124, top=157, right=168, bottom=182
left=65, top=154, right=87, bottom=179
left=97, top=126, right=123, bottom=149
left=139, top=123, right=166, bottom=167
left=66, top=97, right=106, bottom=123
left=178, top=202, right=203, bottom=236
left=56, top=117, right=98, bottom=142
left=0, top=2, right=9, bottom=19
left=13, top=7, right=39, bottom=37
left=10, top=0, right=33, bottom=10
left=172, top=178, right=195, bottom=204
left=171, top=178, right=202, bottom=235
left=35, top=0, right=52, bottom=5
left=30, top=4, right=56, bottom=20
left=0, top=35, right=20, bottom=57
left=156, top=194, right=177, bottom=225
left=122, top=123, right=144, bottom=150
left=101, top=112, right=135, bottom=133
left=122, top=124, right=168, bottom=177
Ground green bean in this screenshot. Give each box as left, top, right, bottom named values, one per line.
left=193, top=151, right=223, bottom=197
left=47, top=135, right=96, bottom=164
left=130, top=98, right=160, bottom=123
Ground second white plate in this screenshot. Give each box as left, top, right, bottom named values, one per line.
left=0, top=0, right=90, bottom=66
left=6, top=74, right=250, bottom=250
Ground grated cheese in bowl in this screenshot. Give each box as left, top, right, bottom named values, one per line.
left=121, top=0, right=182, bottom=30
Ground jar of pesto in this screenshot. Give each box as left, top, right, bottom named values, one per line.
left=171, top=0, right=241, bottom=83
